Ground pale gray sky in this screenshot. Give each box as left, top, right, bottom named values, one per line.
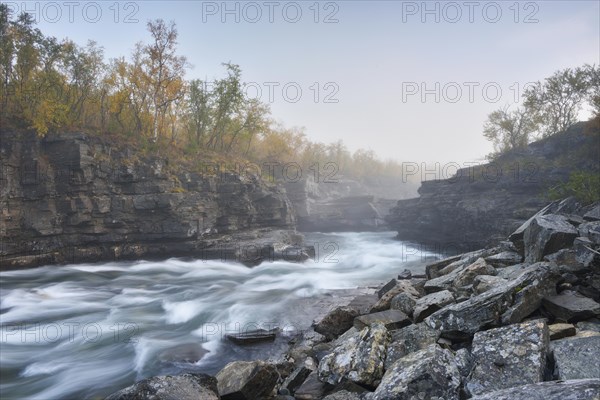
left=10, top=0, right=600, bottom=165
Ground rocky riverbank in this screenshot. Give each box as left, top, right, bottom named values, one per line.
left=105, top=197, right=600, bottom=399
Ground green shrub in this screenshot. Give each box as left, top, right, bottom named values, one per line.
left=549, top=171, right=600, bottom=204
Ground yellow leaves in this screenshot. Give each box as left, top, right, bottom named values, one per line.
left=31, top=98, right=69, bottom=136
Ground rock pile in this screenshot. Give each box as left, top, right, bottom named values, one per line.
left=106, top=199, right=600, bottom=399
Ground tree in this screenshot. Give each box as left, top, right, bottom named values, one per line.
left=143, top=19, right=187, bottom=142
left=186, top=78, right=212, bottom=145
left=524, top=66, right=591, bottom=136
left=483, top=105, right=538, bottom=155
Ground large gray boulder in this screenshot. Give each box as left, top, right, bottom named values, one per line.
left=390, top=292, right=417, bottom=316
left=470, top=379, right=600, bottom=400
left=452, top=258, right=496, bottom=288
left=313, top=306, right=359, bottom=341
left=426, top=263, right=559, bottom=339
left=216, top=360, right=278, bottom=400
left=473, top=275, right=508, bottom=294
left=384, top=323, right=440, bottom=370
left=104, top=373, right=219, bottom=400
left=317, top=323, right=389, bottom=388
left=370, top=281, right=421, bottom=312
left=552, top=336, right=600, bottom=379
left=524, top=214, right=578, bottom=263
left=354, top=310, right=411, bottom=331
left=370, top=345, right=461, bottom=400
left=412, top=290, right=455, bottom=322
left=543, top=291, right=600, bottom=322
left=465, top=320, right=550, bottom=397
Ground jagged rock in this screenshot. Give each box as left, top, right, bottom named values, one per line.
left=378, top=279, right=397, bottom=298
left=281, top=366, right=312, bottom=394
left=465, top=320, right=549, bottom=397
left=294, top=371, right=329, bottom=400
left=216, top=360, right=278, bottom=400
left=543, top=291, right=600, bottom=322
left=317, top=323, right=389, bottom=388
left=485, top=251, right=522, bottom=267
left=584, top=204, right=600, bottom=221
left=354, top=310, right=411, bottom=331
left=322, top=390, right=362, bottom=400
left=549, top=323, right=576, bottom=340
left=104, top=373, right=219, bottom=400
left=454, top=348, right=473, bottom=378
left=425, top=255, right=462, bottom=279
left=552, top=336, right=600, bottom=379
left=390, top=292, right=417, bottom=316
left=371, top=345, right=461, bottom=400
left=574, top=236, right=600, bottom=267
left=510, top=197, right=581, bottom=255
left=453, top=258, right=496, bottom=288
left=577, top=319, right=600, bottom=332
left=370, top=281, right=420, bottom=312
left=397, top=269, right=412, bottom=280
left=496, top=263, right=531, bottom=280
left=384, top=323, right=440, bottom=370
left=314, top=306, right=359, bottom=341
left=469, top=379, right=600, bottom=400
left=473, top=275, right=508, bottom=294
left=524, top=214, right=578, bottom=263
left=579, top=221, right=600, bottom=244
left=412, top=290, right=455, bottom=322
left=426, top=263, right=560, bottom=339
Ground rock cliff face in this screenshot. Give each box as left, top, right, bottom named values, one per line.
left=0, top=131, right=301, bottom=269
left=284, top=177, right=403, bottom=232
left=386, top=121, right=600, bottom=249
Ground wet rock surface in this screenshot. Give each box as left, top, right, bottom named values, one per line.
left=469, top=379, right=600, bottom=400
left=104, top=373, right=219, bottom=400
left=216, top=360, right=279, bottom=400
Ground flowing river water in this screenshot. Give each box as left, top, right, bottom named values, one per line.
left=0, top=232, right=442, bottom=399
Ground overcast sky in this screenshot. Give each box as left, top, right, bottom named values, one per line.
left=11, top=0, right=600, bottom=165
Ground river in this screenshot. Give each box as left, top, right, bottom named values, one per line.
left=0, top=232, right=441, bottom=399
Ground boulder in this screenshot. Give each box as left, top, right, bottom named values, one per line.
left=322, top=390, right=362, bottom=400
left=397, top=269, right=412, bottom=280
left=354, top=310, right=411, bottom=331
left=216, top=360, right=278, bottom=400
left=485, top=251, right=522, bottom=267
left=425, top=255, right=462, bottom=279
left=574, top=236, right=600, bottom=267
left=105, top=373, right=219, bottom=400
left=465, top=320, right=550, bottom=397
left=523, top=214, right=578, bottom=263
left=473, top=275, right=508, bottom=294
left=426, top=263, right=560, bottom=339
left=370, top=281, right=420, bottom=312
left=584, top=203, right=600, bottom=221
left=552, top=336, right=600, bottom=379
left=577, top=319, right=600, bottom=333
left=548, top=323, right=576, bottom=340
left=543, top=291, right=600, bottom=322
left=452, top=258, right=496, bottom=288
left=317, top=323, right=389, bottom=388
left=579, top=221, right=600, bottom=244
left=384, top=323, right=440, bottom=370
left=509, top=198, right=580, bottom=255
left=314, top=306, right=359, bottom=341
left=454, top=348, right=474, bottom=378
left=377, top=278, right=397, bottom=298
left=469, top=379, right=600, bottom=400
left=389, top=292, right=417, bottom=316
left=371, top=345, right=461, bottom=400
left=412, top=290, right=455, bottom=322
left=293, top=371, right=329, bottom=400
left=280, top=366, right=312, bottom=395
